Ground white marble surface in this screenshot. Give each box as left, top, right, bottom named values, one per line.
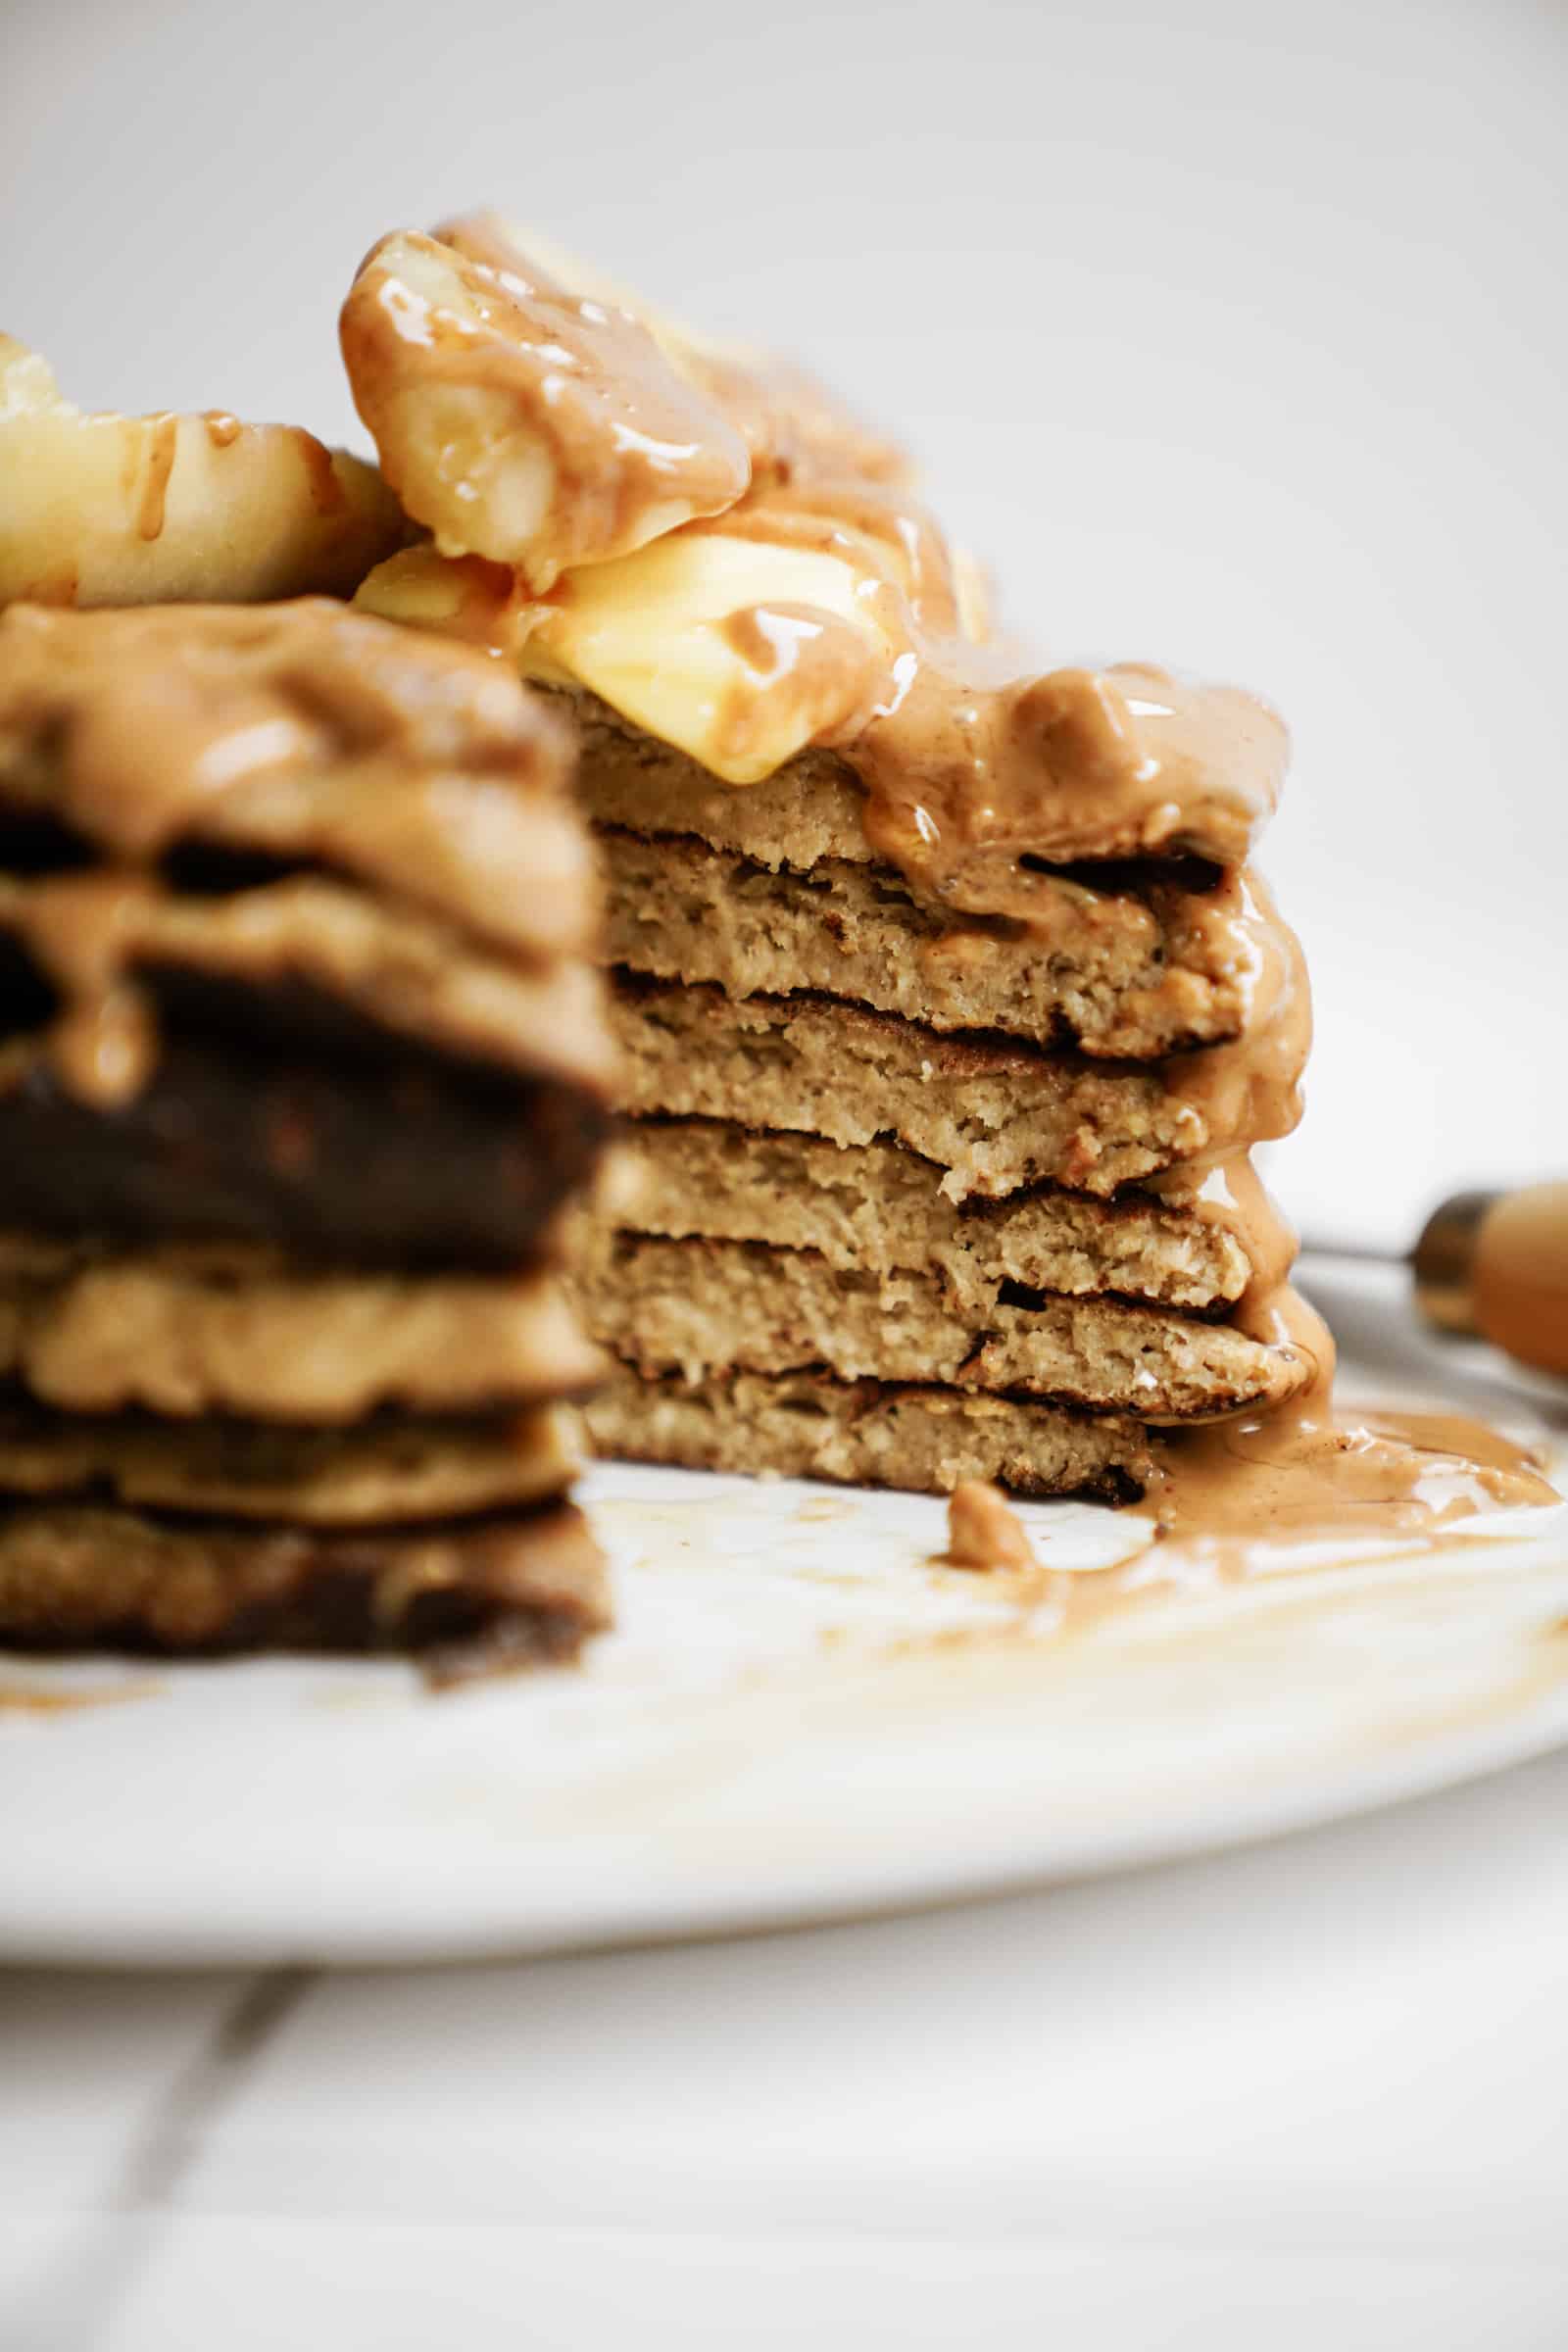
left=7, top=1739, right=1568, bottom=2346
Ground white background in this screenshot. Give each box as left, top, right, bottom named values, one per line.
left=6, top=0, right=1566, bottom=1247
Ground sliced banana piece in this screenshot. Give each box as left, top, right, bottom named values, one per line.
left=0, top=339, right=406, bottom=612
left=340, top=229, right=752, bottom=592
left=360, top=515, right=902, bottom=785
left=438, top=213, right=912, bottom=495
left=526, top=531, right=899, bottom=784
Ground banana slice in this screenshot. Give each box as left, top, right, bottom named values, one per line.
left=438, top=213, right=912, bottom=495
left=340, top=229, right=752, bottom=592
left=0, top=339, right=406, bottom=611
left=526, top=530, right=901, bottom=783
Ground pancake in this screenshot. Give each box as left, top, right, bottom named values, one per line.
left=584, top=1362, right=1153, bottom=1502
left=0, top=1250, right=604, bottom=1421
left=612, top=979, right=1203, bottom=1201
left=0, top=866, right=613, bottom=1098
left=0, top=1494, right=608, bottom=1661
left=0, top=1017, right=609, bottom=1268
left=612, top=1120, right=1252, bottom=1311
left=0, top=601, right=614, bottom=1662
left=576, top=1232, right=1308, bottom=1419
left=600, top=805, right=1244, bottom=1057
left=0, top=1397, right=580, bottom=1523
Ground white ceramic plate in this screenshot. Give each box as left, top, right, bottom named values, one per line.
left=3, top=1268, right=1567, bottom=1967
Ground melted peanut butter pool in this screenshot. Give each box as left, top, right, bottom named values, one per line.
left=945, top=1381, right=1559, bottom=1643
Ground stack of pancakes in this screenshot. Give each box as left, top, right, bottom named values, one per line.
left=342, top=213, right=1318, bottom=1504
left=0, top=598, right=614, bottom=1662
left=570, top=704, right=1309, bottom=1498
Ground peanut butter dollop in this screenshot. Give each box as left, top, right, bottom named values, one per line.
left=945, top=1481, right=1039, bottom=1572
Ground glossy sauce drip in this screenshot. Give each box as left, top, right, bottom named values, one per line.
left=13, top=872, right=159, bottom=1106
left=135, top=415, right=179, bottom=542
left=716, top=601, right=886, bottom=772
left=1142, top=868, right=1312, bottom=1315
left=943, top=1389, right=1560, bottom=1648
left=1148, top=1396, right=1558, bottom=1556
left=1154, top=1154, right=1299, bottom=1312
left=298, top=431, right=347, bottom=515
left=853, top=652, right=1288, bottom=891
left=939, top=1342, right=1558, bottom=1642
left=1129, top=1265, right=1560, bottom=1599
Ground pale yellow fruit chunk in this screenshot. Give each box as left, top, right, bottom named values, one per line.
left=340, top=230, right=751, bottom=591
left=0, top=339, right=404, bottom=611
left=359, top=529, right=901, bottom=785
left=526, top=533, right=897, bottom=782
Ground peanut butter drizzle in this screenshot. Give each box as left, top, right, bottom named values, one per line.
left=0, top=599, right=579, bottom=1106
left=1143, top=1396, right=1557, bottom=1573
left=298, top=431, right=346, bottom=515
left=135, top=415, right=180, bottom=542
left=1138, top=866, right=1311, bottom=1306
left=939, top=1301, right=1558, bottom=1639
left=716, top=601, right=886, bottom=772
left=948, top=1391, right=1560, bottom=1651
left=14, top=872, right=159, bottom=1106
left=437, top=213, right=912, bottom=496
left=1116, top=1263, right=1559, bottom=1611
left=1155, top=870, right=1309, bottom=1163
